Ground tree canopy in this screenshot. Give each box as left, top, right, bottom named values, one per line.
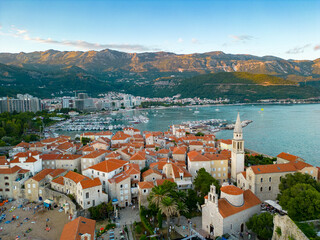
left=246, top=212, right=274, bottom=240
left=278, top=183, right=320, bottom=221
left=193, top=168, right=220, bottom=202
left=279, top=172, right=320, bottom=193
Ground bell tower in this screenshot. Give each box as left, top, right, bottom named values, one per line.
left=231, top=112, right=244, bottom=181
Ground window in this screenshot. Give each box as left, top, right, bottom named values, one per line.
left=125, top=190, right=128, bottom=194
left=125, top=196, right=128, bottom=200
left=120, top=196, right=123, bottom=201
left=5, top=182, right=9, bottom=186
left=4, top=176, right=8, bottom=180
left=269, top=177, right=271, bottom=182
left=28, top=184, right=30, bottom=188
left=86, top=192, right=89, bottom=199
left=238, top=180, right=240, bottom=184
left=28, top=189, right=31, bottom=193
left=103, top=173, right=105, bottom=177
left=260, top=178, right=263, bottom=183
left=97, top=172, right=99, bottom=175
left=83, top=159, right=86, bottom=163
left=5, top=188, right=9, bottom=192
left=221, top=161, right=223, bottom=164
left=87, top=201, right=90, bottom=205
left=92, top=170, right=94, bottom=174
left=218, top=168, right=221, bottom=171
left=143, top=189, right=147, bottom=193
left=103, top=181, right=106, bottom=185
left=213, top=174, right=216, bottom=177
left=120, top=190, right=123, bottom=195
left=39, top=190, right=42, bottom=194
left=280, top=176, right=282, bottom=181
left=98, top=190, right=100, bottom=193
left=269, top=186, right=271, bottom=191
left=125, top=184, right=128, bottom=189
left=218, top=173, right=221, bottom=177
left=311, top=170, right=313, bottom=174
left=32, top=184, right=36, bottom=188
left=223, top=167, right=226, bottom=171
left=120, top=184, right=123, bottom=189
left=0, top=189, right=2, bottom=191
left=134, top=175, right=137, bottom=179
left=260, top=187, right=263, bottom=192
left=213, top=168, right=216, bottom=171
left=51, top=161, right=54, bottom=165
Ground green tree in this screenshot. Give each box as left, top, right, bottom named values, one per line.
left=194, top=168, right=220, bottom=202
left=148, top=185, right=168, bottom=208
left=279, top=172, right=320, bottom=193
left=185, top=189, right=199, bottom=213
left=159, top=197, right=178, bottom=238
left=279, top=183, right=320, bottom=221
left=81, top=137, right=91, bottom=145
left=157, top=210, right=163, bottom=228
left=246, top=212, right=274, bottom=240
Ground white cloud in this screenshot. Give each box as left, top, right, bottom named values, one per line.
left=229, top=35, right=253, bottom=42
left=191, top=38, right=199, bottom=44
left=1, top=25, right=158, bottom=52
left=177, top=38, right=184, bottom=43
left=286, top=44, right=310, bottom=54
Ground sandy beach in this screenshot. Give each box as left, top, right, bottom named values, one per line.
left=0, top=201, right=69, bottom=240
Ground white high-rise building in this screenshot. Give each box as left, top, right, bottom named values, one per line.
left=231, top=112, right=244, bottom=181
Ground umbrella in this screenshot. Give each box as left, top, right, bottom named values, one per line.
left=100, top=227, right=104, bottom=231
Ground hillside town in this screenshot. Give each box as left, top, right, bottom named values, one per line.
left=0, top=113, right=319, bottom=240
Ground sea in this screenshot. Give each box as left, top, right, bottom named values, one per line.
left=58, top=104, right=320, bottom=166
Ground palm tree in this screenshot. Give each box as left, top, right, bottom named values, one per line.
left=160, top=196, right=178, bottom=239
left=148, top=185, right=168, bottom=208
left=176, top=201, right=188, bottom=226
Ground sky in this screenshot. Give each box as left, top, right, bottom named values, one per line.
left=0, top=0, right=319, bottom=60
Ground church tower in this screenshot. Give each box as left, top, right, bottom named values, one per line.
left=231, top=112, right=244, bottom=181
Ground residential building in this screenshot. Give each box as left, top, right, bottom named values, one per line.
left=60, top=216, right=96, bottom=240
left=10, top=151, right=42, bottom=175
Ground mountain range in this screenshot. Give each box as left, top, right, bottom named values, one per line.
left=0, top=49, right=320, bottom=101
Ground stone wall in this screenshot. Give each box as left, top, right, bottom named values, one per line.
left=41, top=187, right=77, bottom=215
left=272, top=214, right=308, bottom=240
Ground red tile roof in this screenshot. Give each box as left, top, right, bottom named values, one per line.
left=112, top=131, right=131, bottom=141
left=11, top=156, right=38, bottom=163
left=60, top=216, right=96, bottom=240
left=220, top=139, right=232, bottom=145
left=41, top=154, right=62, bottom=161
left=32, top=169, right=55, bottom=182
left=0, top=165, right=23, bottom=174
left=156, top=178, right=174, bottom=186
left=82, top=150, right=108, bottom=159
left=130, top=151, right=146, bottom=161
left=52, top=176, right=64, bottom=185
left=221, top=185, right=244, bottom=195
left=87, top=159, right=128, bottom=173
left=172, top=146, right=187, bottom=155
left=250, top=163, right=297, bottom=174
left=80, top=177, right=101, bottom=189
left=109, top=171, right=130, bottom=184
left=64, top=171, right=87, bottom=183
left=218, top=190, right=261, bottom=218
left=277, top=152, right=302, bottom=162
left=138, top=181, right=154, bottom=189
left=142, top=169, right=162, bottom=178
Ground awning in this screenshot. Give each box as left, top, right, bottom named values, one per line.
left=264, top=200, right=287, bottom=213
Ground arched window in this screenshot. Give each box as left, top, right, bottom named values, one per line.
left=261, top=178, right=263, bottom=183
left=269, top=186, right=271, bottom=191
left=260, top=187, right=263, bottom=192
left=269, top=177, right=271, bottom=182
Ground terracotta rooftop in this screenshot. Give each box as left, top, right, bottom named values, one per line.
left=0, top=165, right=23, bottom=174
left=204, top=153, right=229, bottom=161
left=112, top=131, right=131, bottom=141
left=142, top=169, right=162, bottom=178
left=220, top=139, right=232, bottom=145
left=156, top=178, right=174, bottom=186
left=60, top=216, right=96, bottom=240
left=157, top=149, right=170, bottom=154
left=250, top=163, right=297, bottom=174
left=15, top=142, right=31, bottom=148
left=218, top=190, right=261, bottom=218
left=11, top=156, right=38, bottom=163
left=40, top=154, right=61, bottom=161
left=221, top=185, right=244, bottom=195
left=277, top=152, right=302, bottom=162
left=130, top=151, right=146, bottom=161
left=172, top=147, right=187, bottom=155
left=189, top=141, right=203, bottom=146
left=138, top=181, right=154, bottom=189
left=32, top=169, right=55, bottom=182
left=82, top=150, right=109, bottom=159
left=87, top=159, right=128, bottom=173
left=64, top=171, right=88, bottom=183
left=51, top=176, right=64, bottom=185
left=109, top=171, right=130, bottom=184
left=80, top=177, right=101, bottom=189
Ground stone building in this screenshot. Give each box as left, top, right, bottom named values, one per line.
left=23, top=168, right=66, bottom=202
left=60, top=216, right=96, bottom=240
left=202, top=185, right=261, bottom=237
left=0, top=166, right=30, bottom=199
left=231, top=113, right=244, bottom=181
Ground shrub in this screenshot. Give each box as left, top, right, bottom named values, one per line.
left=275, top=226, right=282, bottom=236
left=135, top=225, right=142, bottom=234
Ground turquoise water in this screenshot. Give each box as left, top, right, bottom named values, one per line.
left=127, top=104, right=320, bottom=166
